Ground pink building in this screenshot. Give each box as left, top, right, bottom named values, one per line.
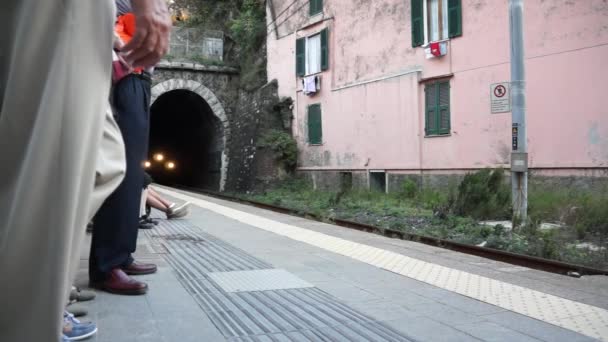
left=266, top=0, right=608, bottom=191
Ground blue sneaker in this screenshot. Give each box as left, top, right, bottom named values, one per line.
left=63, top=311, right=97, bottom=341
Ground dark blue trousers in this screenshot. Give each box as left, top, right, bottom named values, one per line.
left=90, top=74, right=150, bottom=282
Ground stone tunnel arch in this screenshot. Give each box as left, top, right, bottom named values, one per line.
left=149, top=79, right=229, bottom=191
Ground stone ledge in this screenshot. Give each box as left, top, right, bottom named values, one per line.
left=156, top=60, right=239, bottom=74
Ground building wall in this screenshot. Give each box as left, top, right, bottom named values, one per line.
left=266, top=0, right=608, bottom=187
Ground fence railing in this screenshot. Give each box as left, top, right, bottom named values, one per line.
left=168, top=27, right=224, bottom=62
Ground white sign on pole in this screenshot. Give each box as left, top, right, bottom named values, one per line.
left=491, top=82, right=511, bottom=113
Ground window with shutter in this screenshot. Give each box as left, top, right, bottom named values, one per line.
left=411, top=0, right=424, bottom=47
left=425, top=81, right=451, bottom=136
left=296, top=38, right=305, bottom=76
left=320, top=28, right=329, bottom=71
left=308, top=104, right=323, bottom=144
left=438, top=82, right=451, bottom=134
left=427, top=0, right=448, bottom=42
left=411, top=0, right=462, bottom=46
left=425, top=83, right=438, bottom=135
left=448, top=0, right=462, bottom=38
left=310, top=0, right=323, bottom=16
left=306, top=34, right=321, bottom=74
left=297, top=29, right=329, bottom=76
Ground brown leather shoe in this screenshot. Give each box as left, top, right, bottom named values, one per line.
left=90, top=268, right=148, bottom=295
left=121, top=261, right=157, bottom=275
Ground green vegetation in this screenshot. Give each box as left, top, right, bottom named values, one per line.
left=229, top=0, right=266, bottom=56
left=170, top=0, right=243, bottom=31
left=453, top=168, right=511, bottom=220
left=399, top=179, right=418, bottom=199
left=244, top=177, right=432, bottom=223
left=171, top=0, right=267, bottom=89
left=228, top=0, right=267, bottom=88
left=239, top=170, right=608, bottom=270
left=257, top=130, right=298, bottom=170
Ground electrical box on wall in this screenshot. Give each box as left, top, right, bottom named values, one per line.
left=511, top=152, right=528, bottom=172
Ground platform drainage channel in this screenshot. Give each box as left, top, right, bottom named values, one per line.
left=145, top=217, right=414, bottom=341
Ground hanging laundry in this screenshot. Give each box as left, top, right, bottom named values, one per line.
left=439, top=41, right=448, bottom=56
left=302, top=75, right=317, bottom=95
left=430, top=42, right=441, bottom=57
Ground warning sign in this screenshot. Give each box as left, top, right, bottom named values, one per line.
left=491, top=82, right=511, bottom=114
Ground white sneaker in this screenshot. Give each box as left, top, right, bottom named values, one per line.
left=167, top=202, right=190, bottom=219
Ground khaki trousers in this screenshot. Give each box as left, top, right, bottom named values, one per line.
left=0, top=1, right=125, bottom=340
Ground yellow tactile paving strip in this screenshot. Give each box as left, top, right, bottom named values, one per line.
left=159, top=188, right=608, bottom=341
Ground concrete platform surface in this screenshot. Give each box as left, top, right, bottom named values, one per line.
left=72, top=187, right=608, bottom=342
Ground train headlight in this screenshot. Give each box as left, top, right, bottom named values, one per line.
left=144, top=161, right=151, bottom=168
left=154, top=153, right=164, bottom=162
left=166, top=161, right=176, bottom=170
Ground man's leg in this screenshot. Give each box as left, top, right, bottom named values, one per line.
left=90, top=75, right=153, bottom=287
left=0, top=0, right=118, bottom=340
left=91, top=108, right=129, bottom=220
left=64, top=106, right=127, bottom=294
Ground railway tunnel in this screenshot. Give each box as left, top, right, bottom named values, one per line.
left=148, top=89, right=225, bottom=191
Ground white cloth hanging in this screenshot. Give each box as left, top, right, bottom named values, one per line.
left=303, top=76, right=317, bottom=95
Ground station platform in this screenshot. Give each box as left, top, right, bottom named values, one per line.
left=74, top=187, right=608, bottom=342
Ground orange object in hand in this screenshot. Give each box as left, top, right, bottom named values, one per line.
left=115, top=13, right=143, bottom=73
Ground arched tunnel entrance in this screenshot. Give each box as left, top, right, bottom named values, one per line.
left=148, top=89, right=225, bottom=191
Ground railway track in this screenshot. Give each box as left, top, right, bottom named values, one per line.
left=174, top=186, right=608, bottom=277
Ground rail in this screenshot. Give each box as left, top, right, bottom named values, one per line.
left=175, top=186, right=608, bottom=277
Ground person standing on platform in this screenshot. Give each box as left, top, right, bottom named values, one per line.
left=1, top=1, right=119, bottom=341
left=0, top=0, right=171, bottom=339
left=89, top=0, right=171, bottom=296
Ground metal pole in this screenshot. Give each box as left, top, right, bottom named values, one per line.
left=510, top=0, right=528, bottom=224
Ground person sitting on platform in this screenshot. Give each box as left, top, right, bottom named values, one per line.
left=140, top=172, right=190, bottom=222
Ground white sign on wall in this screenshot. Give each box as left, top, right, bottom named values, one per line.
left=491, top=82, right=511, bottom=114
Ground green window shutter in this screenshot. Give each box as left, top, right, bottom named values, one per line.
left=296, top=38, right=306, bottom=76
left=425, top=82, right=451, bottom=136
left=308, top=104, right=322, bottom=144
left=448, top=0, right=462, bottom=38
left=425, top=83, right=438, bottom=135
left=320, top=28, right=329, bottom=71
left=438, top=82, right=451, bottom=134
left=411, top=0, right=424, bottom=47
left=310, top=0, right=323, bottom=16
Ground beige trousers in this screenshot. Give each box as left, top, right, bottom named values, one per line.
left=0, top=1, right=125, bottom=341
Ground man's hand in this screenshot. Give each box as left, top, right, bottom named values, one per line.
left=113, top=32, right=125, bottom=51
left=120, top=0, right=171, bottom=68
